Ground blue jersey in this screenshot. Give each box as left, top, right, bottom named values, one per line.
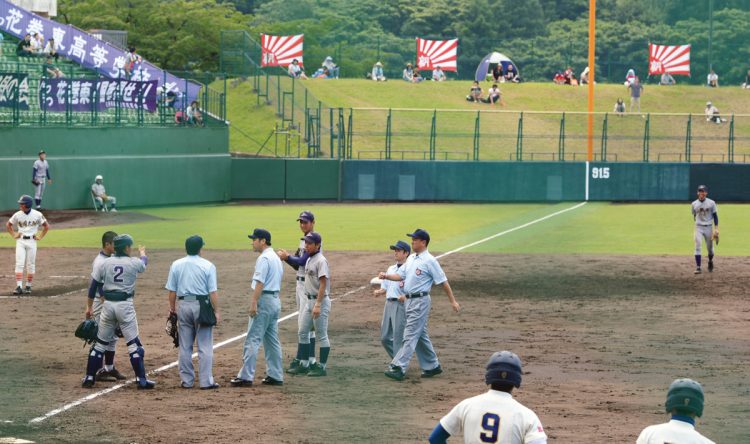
left=381, top=263, right=406, bottom=299
left=166, top=255, right=218, bottom=296
left=252, top=247, right=283, bottom=292
left=396, top=250, right=447, bottom=294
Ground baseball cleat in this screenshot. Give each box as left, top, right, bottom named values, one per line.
left=229, top=378, right=253, bottom=387
left=286, top=358, right=301, bottom=372
left=421, top=365, right=443, bottom=378
left=81, top=377, right=95, bottom=388
left=384, top=366, right=405, bottom=381
left=286, top=364, right=310, bottom=375
left=136, top=379, right=156, bottom=390
left=23, top=286, right=31, bottom=294
left=109, top=368, right=127, bottom=380
left=708, top=261, right=714, bottom=272
left=694, top=267, right=702, bottom=274
left=110, top=208, right=117, bottom=212
left=261, top=376, right=283, bottom=386
left=96, top=368, right=117, bottom=382
left=12, top=286, right=23, bottom=295
left=306, top=363, right=327, bottom=377
left=200, top=383, right=220, bottom=390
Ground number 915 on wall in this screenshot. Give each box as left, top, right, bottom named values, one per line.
left=591, top=167, right=610, bottom=179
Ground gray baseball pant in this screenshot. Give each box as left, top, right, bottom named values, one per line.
left=381, top=299, right=406, bottom=359
left=391, top=295, right=439, bottom=372
left=178, top=299, right=215, bottom=388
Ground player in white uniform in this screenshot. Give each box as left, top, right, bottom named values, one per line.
left=372, top=240, right=410, bottom=359
left=691, top=185, right=718, bottom=274
left=277, top=210, right=317, bottom=372
left=636, top=378, right=715, bottom=444
left=91, top=175, right=117, bottom=212
left=32, top=150, right=52, bottom=210
left=82, top=234, right=154, bottom=389
left=84, top=231, right=127, bottom=381
left=429, top=351, right=547, bottom=444
left=6, top=195, right=49, bottom=295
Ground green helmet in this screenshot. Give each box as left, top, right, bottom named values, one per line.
left=113, top=234, right=134, bottom=254
left=665, top=378, right=704, bottom=417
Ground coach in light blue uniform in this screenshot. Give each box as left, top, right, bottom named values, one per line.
left=380, top=229, right=460, bottom=381
left=166, top=235, right=220, bottom=389
left=231, top=228, right=284, bottom=387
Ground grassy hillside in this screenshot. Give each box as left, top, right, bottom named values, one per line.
left=227, top=79, right=750, bottom=161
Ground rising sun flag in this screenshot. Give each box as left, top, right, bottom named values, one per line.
left=261, top=33, right=304, bottom=67
left=416, top=38, right=458, bottom=72
left=648, top=43, right=691, bottom=76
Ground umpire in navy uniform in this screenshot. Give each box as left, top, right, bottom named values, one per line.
left=167, top=235, right=220, bottom=389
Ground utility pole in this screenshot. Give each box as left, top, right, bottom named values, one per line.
left=708, top=0, right=714, bottom=71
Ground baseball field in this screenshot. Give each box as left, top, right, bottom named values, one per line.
left=0, top=201, right=748, bottom=443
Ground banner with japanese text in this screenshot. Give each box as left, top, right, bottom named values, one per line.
left=39, top=78, right=158, bottom=112
left=0, top=72, right=30, bottom=109
left=0, top=0, right=201, bottom=104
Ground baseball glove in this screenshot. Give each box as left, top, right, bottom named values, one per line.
left=712, top=230, right=719, bottom=245
left=166, top=312, right=179, bottom=348
left=74, top=319, right=99, bottom=347
left=31, top=179, right=40, bottom=186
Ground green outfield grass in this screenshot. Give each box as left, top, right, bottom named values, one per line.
left=3, top=202, right=747, bottom=256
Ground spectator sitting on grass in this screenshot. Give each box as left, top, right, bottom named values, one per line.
left=186, top=101, right=204, bottom=126
left=371, top=61, right=386, bottom=81
left=613, top=98, right=625, bottom=116
left=16, top=33, right=33, bottom=57
left=504, top=64, right=519, bottom=83
left=466, top=81, right=483, bottom=102
left=553, top=71, right=565, bottom=85
left=707, top=69, right=719, bottom=87
left=42, top=56, right=63, bottom=78
left=660, top=73, right=676, bottom=85
left=492, top=64, right=503, bottom=82
left=483, top=84, right=505, bottom=106
left=742, top=69, right=750, bottom=89
left=288, top=59, right=308, bottom=79
left=579, top=66, right=589, bottom=85
left=432, top=66, right=446, bottom=82
left=402, top=63, right=415, bottom=82
left=705, top=101, right=726, bottom=124
left=563, top=66, right=575, bottom=85
left=321, top=56, right=339, bottom=79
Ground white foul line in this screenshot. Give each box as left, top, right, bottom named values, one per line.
left=28, top=201, right=586, bottom=424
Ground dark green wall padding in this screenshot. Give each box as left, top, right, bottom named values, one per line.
left=231, top=158, right=340, bottom=200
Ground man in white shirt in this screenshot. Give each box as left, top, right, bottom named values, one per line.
left=636, top=378, right=715, bottom=444
left=432, top=66, right=446, bottom=81
left=91, top=175, right=117, bottom=212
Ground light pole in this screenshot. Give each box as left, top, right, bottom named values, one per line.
left=708, top=0, right=713, bottom=71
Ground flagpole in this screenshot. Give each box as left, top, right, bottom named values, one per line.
left=587, top=0, right=596, bottom=162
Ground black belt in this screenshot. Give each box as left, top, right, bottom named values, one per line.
left=262, top=290, right=279, bottom=295
left=103, top=291, right=133, bottom=301
left=22, top=235, right=33, bottom=240
left=307, top=293, right=328, bottom=300
left=386, top=298, right=400, bottom=301
left=178, top=294, right=209, bottom=301
left=296, top=276, right=305, bottom=282
left=406, top=291, right=429, bottom=299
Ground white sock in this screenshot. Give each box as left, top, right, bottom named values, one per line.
left=309, top=357, right=316, bottom=364
left=319, top=362, right=326, bottom=369
left=104, top=364, right=113, bottom=371
left=16, top=281, right=22, bottom=287
left=300, top=360, right=309, bottom=368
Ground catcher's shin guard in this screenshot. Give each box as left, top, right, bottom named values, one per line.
left=86, top=346, right=105, bottom=378
left=127, top=338, right=147, bottom=380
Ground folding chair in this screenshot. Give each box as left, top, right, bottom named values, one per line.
left=91, top=191, right=107, bottom=212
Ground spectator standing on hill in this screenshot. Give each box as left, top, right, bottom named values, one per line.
left=371, top=62, right=386, bottom=81
left=628, top=77, right=644, bottom=113
left=707, top=69, right=719, bottom=87
left=432, top=66, right=446, bottom=82
left=466, top=81, right=483, bottom=102
left=16, top=33, right=33, bottom=56
left=44, top=38, right=59, bottom=62
left=660, top=73, right=676, bottom=85
left=625, top=68, right=636, bottom=85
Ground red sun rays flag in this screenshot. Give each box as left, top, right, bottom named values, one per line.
left=261, top=33, right=304, bottom=67
left=416, top=38, right=458, bottom=72
left=648, top=43, right=691, bottom=76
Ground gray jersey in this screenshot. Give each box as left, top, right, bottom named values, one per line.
left=304, top=252, right=330, bottom=297
left=94, top=255, right=146, bottom=295
left=294, top=238, right=323, bottom=278
left=691, top=198, right=717, bottom=226
left=91, top=182, right=106, bottom=197
left=33, top=159, right=49, bottom=179
left=91, top=251, right=110, bottom=298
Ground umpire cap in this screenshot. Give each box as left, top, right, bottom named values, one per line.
left=17, top=194, right=33, bottom=208
left=485, top=351, right=523, bottom=388
left=665, top=378, right=705, bottom=417
left=390, top=240, right=411, bottom=253
left=185, top=235, right=204, bottom=255
left=407, top=228, right=430, bottom=243
left=248, top=228, right=272, bottom=245
left=113, top=234, right=134, bottom=253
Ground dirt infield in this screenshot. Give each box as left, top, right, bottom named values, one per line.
left=0, top=248, right=748, bottom=443
left=0, top=209, right=161, bottom=230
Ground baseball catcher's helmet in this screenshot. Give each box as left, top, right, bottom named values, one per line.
left=17, top=194, right=33, bottom=208
left=485, top=351, right=523, bottom=388
left=113, top=234, right=134, bottom=253
left=74, top=319, right=99, bottom=346
left=665, top=378, right=704, bottom=417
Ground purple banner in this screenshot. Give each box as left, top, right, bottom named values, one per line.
left=0, top=0, right=201, bottom=104
left=39, top=78, right=158, bottom=112
left=0, top=72, right=30, bottom=109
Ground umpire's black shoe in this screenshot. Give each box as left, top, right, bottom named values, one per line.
left=200, top=383, right=220, bottom=390
left=384, top=366, right=405, bottom=381
left=261, top=376, right=283, bottom=386
left=708, top=261, right=714, bottom=272
left=136, top=379, right=156, bottom=390
left=12, top=286, right=23, bottom=295
left=81, top=377, right=95, bottom=388
left=421, top=365, right=443, bottom=378
left=229, top=378, right=253, bottom=387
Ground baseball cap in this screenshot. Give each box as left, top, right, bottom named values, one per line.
left=95, top=174, right=103, bottom=181
left=407, top=228, right=430, bottom=243
left=706, top=101, right=712, bottom=106
left=697, top=185, right=707, bottom=192
left=185, top=235, right=204, bottom=255
left=38, top=149, right=46, bottom=155
left=389, top=240, right=411, bottom=253
left=248, top=228, right=272, bottom=244
left=297, top=211, right=315, bottom=222
left=302, top=231, right=322, bottom=244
